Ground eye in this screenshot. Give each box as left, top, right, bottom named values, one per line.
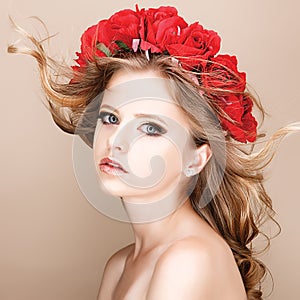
left=98, top=111, right=166, bottom=137
left=98, top=111, right=118, bottom=125
left=140, top=123, right=165, bottom=136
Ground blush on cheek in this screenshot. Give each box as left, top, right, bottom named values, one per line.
left=127, top=140, right=156, bottom=178
left=128, top=138, right=183, bottom=180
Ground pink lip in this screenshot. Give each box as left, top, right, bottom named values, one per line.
left=99, top=157, right=128, bottom=173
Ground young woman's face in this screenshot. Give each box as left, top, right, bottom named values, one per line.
left=93, top=69, right=196, bottom=203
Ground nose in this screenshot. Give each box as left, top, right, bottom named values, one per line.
left=106, top=126, right=129, bottom=153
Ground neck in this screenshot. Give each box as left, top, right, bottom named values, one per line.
left=122, top=198, right=198, bottom=258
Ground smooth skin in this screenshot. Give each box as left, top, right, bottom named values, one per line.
left=97, top=200, right=247, bottom=300
left=96, top=70, right=248, bottom=300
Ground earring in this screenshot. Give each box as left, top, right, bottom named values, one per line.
left=184, top=168, right=196, bottom=177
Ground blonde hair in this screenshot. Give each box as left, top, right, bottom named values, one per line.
left=8, top=20, right=300, bottom=300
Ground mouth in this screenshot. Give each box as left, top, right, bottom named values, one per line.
left=99, top=157, right=128, bottom=175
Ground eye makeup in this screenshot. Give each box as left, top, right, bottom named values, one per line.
left=97, top=110, right=167, bottom=136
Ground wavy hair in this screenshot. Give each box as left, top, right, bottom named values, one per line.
left=7, top=20, right=300, bottom=300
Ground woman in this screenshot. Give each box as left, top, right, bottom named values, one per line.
left=94, top=67, right=246, bottom=300
left=8, top=5, right=300, bottom=300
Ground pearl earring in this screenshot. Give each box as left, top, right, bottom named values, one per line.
left=184, top=168, right=195, bottom=177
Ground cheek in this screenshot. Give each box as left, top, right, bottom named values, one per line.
left=128, top=137, right=183, bottom=179
left=93, top=131, right=101, bottom=161
left=93, top=124, right=109, bottom=153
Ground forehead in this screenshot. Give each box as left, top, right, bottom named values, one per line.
left=101, top=70, right=190, bottom=128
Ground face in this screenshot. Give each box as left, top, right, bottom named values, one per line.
left=93, top=69, right=198, bottom=204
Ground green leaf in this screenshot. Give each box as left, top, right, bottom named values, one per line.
left=96, top=43, right=112, bottom=57
left=115, top=40, right=131, bottom=51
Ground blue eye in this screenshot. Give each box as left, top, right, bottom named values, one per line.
left=140, top=123, right=164, bottom=136
left=97, top=111, right=166, bottom=137
left=98, top=111, right=118, bottom=124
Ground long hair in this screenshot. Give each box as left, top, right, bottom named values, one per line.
left=7, top=21, right=300, bottom=300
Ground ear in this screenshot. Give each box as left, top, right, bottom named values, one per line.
left=185, top=144, right=212, bottom=177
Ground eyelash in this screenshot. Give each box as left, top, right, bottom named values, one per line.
left=97, top=111, right=165, bottom=137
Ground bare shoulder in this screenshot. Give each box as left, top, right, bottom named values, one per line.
left=146, top=236, right=246, bottom=300
left=97, top=243, right=134, bottom=300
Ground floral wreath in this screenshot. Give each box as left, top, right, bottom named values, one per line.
left=72, top=5, right=258, bottom=143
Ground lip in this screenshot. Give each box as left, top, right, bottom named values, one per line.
left=99, top=157, right=128, bottom=174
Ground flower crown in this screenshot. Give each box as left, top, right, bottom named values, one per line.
left=72, top=5, right=258, bottom=143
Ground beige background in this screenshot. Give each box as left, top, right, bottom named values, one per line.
left=1, top=0, right=299, bottom=299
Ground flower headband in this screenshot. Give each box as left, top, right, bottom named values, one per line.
left=72, top=5, right=258, bottom=143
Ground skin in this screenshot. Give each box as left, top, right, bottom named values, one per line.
left=95, top=69, right=248, bottom=300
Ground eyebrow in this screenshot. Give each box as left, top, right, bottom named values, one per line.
left=99, top=104, right=168, bottom=126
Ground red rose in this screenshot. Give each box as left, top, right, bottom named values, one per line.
left=138, top=6, right=188, bottom=53
left=202, top=54, right=246, bottom=93
left=74, top=9, right=140, bottom=67
left=221, top=112, right=257, bottom=143
left=143, top=6, right=179, bottom=19
left=103, top=9, right=140, bottom=51
left=217, top=94, right=257, bottom=142
left=74, top=22, right=107, bottom=68
left=240, top=95, right=257, bottom=142
left=166, top=22, right=221, bottom=70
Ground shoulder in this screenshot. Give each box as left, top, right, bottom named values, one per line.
left=159, top=235, right=232, bottom=276
left=146, top=236, right=239, bottom=300
left=105, top=242, right=134, bottom=271
left=97, top=243, right=134, bottom=300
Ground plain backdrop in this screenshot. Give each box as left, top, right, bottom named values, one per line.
left=1, top=0, right=300, bottom=299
